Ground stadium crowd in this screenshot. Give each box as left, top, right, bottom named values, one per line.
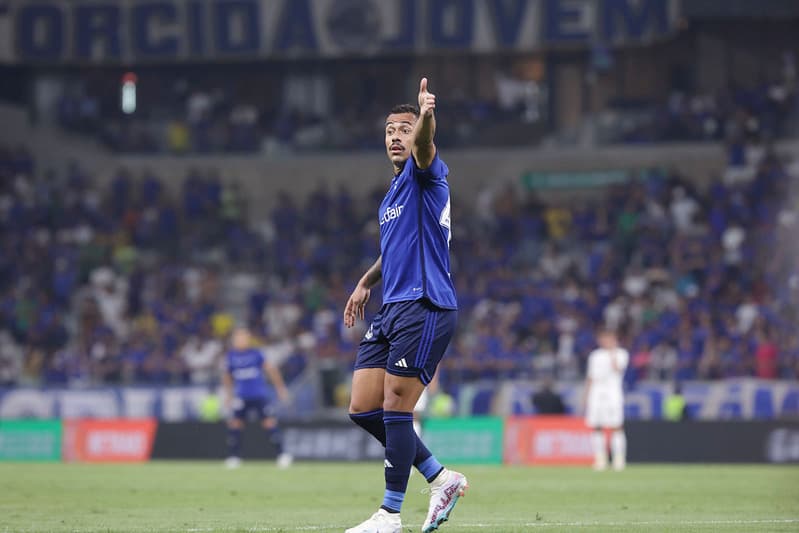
left=58, top=80, right=546, bottom=155
left=55, top=58, right=799, bottom=154
left=0, top=141, right=797, bottom=389
left=609, top=80, right=799, bottom=145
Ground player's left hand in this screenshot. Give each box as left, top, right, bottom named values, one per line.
left=418, top=77, right=436, bottom=117
left=344, top=284, right=370, bottom=328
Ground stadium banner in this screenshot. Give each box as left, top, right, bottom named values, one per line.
left=423, top=417, right=504, bottom=464
left=460, top=379, right=799, bottom=420
left=0, top=386, right=210, bottom=421
left=63, top=418, right=157, bottom=463
left=626, top=421, right=799, bottom=464
left=0, top=419, right=62, bottom=462
left=152, top=422, right=274, bottom=459
left=282, top=420, right=385, bottom=461
left=0, top=0, right=680, bottom=64
left=151, top=420, right=385, bottom=461
left=504, top=415, right=593, bottom=465
left=146, top=419, right=799, bottom=463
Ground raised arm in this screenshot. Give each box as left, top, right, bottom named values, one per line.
left=412, top=77, right=437, bottom=169
left=343, top=255, right=382, bottom=328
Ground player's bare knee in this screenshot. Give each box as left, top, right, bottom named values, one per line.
left=383, top=374, right=424, bottom=411
left=349, top=393, right=383, bottom=414
left=349, top=368, right=386, bottom=414
left=382, top=388, right=403, bottom=411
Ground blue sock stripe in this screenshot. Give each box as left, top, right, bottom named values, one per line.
left=384, top=411, right=414, bottom=424
left=414, top=311, right=436, bottom=368
left=412, top=312, right=429, bottom=368
left=418, top=312, right=438, bottom=369
left=413, top=312, right=432, bottom=368
left=350, top=408, right=384, bottom=419
left=417, top=455, right=444, bottom=481
left=382, top=489, right=405, bottom=513
left=419, top=313, right=438, bottom=367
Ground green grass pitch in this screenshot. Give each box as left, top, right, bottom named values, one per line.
left=1, top=462, right=797, bottom=532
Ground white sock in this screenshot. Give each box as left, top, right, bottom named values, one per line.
left=591, top=430, right=607, bottom=468
left=611, top=430, right=627, bottom=469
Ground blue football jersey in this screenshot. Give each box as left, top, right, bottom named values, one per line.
left=226, top=348, right=268, bottom=399
left=379, top=153, right=457, bottom=309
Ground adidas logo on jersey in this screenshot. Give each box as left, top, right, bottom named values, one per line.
left=394, top=358, right=408, bottom=368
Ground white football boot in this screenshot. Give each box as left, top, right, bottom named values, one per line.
left=276, top=452, right=293, bottom=469
left=422, top=469, right=468, bottom=532
left=224, top=456, right=242, bottom=469
left=344, top=508, right=402, bottom=533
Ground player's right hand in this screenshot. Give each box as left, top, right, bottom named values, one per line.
left=343, top=285, right=370, bottom=328
left=418, top=77, right=436, bottom=117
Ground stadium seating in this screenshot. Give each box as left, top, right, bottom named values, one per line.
left=0, top=130, right=797, bottom=393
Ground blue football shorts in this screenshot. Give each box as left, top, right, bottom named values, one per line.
left=231, top=397, right=275, bottom=421
left=354, top=299, right=457, bottom=384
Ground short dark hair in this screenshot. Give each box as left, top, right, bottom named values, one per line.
left=597, top=326, right=617, bottom=337
left=388, top=103, right=419, bottom=117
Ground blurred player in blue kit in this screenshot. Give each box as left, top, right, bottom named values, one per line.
left=223, top=326, right=292, bottom=469
left=343, top=78, right=468, bottom=533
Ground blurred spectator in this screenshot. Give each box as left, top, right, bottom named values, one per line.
left=0, top=331, right=23, bottom=386
left=755, top=325, right=778, bottom=379
left=663, top=382, right=689, bottom=421
left=180, top=326, right=223, bottom=384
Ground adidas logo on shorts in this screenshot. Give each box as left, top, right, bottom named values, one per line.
left=394, top=358, right=408, bottom=368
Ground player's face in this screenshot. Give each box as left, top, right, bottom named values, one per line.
left=232, top=328, right=250, bottom=350
left=385, top=113, right=417, bottom=165
left=599, top=332, right=618, bottom=349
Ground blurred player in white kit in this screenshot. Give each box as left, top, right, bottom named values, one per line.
left=413, top=371, right=439, bottom=437
left=584, top=328, right=628, bottom=471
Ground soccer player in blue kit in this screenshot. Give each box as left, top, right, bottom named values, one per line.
left=343, top=78, right=467, bottom=533
left=223, top=326, right=292, bottom=469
